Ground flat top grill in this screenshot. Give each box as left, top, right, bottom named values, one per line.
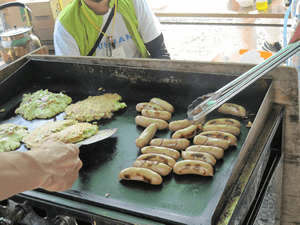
left=0, top=59, right=272, bottom=224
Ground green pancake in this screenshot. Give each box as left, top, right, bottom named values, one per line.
left=0, top=123, right=29, bottom=152
left=23, top=119, right=78, bottom=149
left=23, top=120, right=99, bottom=149
left=64, top=93, right=127, bottom=122
left=15, top=89, right=72, bottom=120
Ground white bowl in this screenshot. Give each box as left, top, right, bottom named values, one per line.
left=236, top=0, right=254, bottom=7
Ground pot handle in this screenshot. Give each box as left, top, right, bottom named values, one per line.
left=0, top=2, right=31, bottom=13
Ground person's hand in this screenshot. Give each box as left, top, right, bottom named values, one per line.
left=29, top=139, right=82, bottom=192
left=289, top=23, right=300, bottom=44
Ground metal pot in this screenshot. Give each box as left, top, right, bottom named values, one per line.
left=0, top=2, right=42, bottom=64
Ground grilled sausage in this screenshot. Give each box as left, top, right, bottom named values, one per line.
left=135, top=116, right=169, bottom=130
left=150, top=97, right=174, bottom=113
left=150, top=138, right=190, bottom=150
left=141, top=109, right=172, bottom=121
left=133, top=160, right=172, bottom=176
left=199, top=131, right=238, bottom=146
left=171, top=124, right=199, bottom=139
left=202, top=124, right=240, bottom=136
left=136, top=102, right=164, bottom=112
left=193, top=135, right=230, bottom=150
left=137, top=153, right=176, bottom=168
left=185, top=145, right=224, bottom=160
left=118, top=167, right=162, bottom=185
left=218, top=103, right=247, bottom=118
left=141, top=146, right=180, bottom=160
left=181, top=151, right=216, bottom=166
left=204, top=118, right=241, bottom=128
left=169, top=119, right=194, bottom=131
left=173, top=160, right=214, bottom=176
left=135, top=123, right=158, bottom=148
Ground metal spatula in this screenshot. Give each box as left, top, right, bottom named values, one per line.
left=187, top=39, right=300, bottom=122
left=76, top=128, right=118, bottom=147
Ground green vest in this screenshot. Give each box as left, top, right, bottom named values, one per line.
left=58, top=0, right=149, bottom=57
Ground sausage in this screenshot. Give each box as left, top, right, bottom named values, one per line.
left=150, top=138, right=190, bottom=150
left=136, top=102, right=164, bottom=112
left=173, top=160, right=214, bottom=176
left=137, top=153, right=176, bottom=168
left=133, top=160, right=172, bottom=176
left=202, top=124, right=240, bottom=136
left=149, top=97, right=174, bottom=113
left=135, top=115, right=169, bottom=130
left=118, top=167, right=162, bottom=185
left=193, top=135, right=230, bottom=150
left=185, top=145, right=224, bottom=160
left=135, top=123, right=158, bottom=148
left=169, top=119, right=194, bottom=131
left=141, top=109, right=172, bottom=121
left=199, top=131, right=238, bottom=146
left=204, top=118, right=241, bottom=128
left=141, top=146, right=180, bottom=160
left=218, top=103, right=247, bottom=118
left=181, top=151, right=216, bottom=166
left=171, top=124, right=199, bottom=139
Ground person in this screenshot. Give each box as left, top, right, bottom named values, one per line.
left=290, top=21, right=300, bottom=43
left=53, top=0, right=170, bottom=59
left=0, top=139, right=82, bottom=201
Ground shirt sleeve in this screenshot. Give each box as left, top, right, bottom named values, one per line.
left=145, top=33, right=171, bottom=59
left=53, top=20, right=81, bottom=56
left=134, top=0, right=162, bottom=44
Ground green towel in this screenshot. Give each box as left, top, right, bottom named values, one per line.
left=59, top=0, right=149, bottom=57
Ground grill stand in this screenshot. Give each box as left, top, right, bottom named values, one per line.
left=0, top=55, right=299, bottom=224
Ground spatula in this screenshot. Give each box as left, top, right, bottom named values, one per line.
left=75, top=128, right=118, bottom=147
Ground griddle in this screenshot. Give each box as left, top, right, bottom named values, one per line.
left=0, top=59, right=273, bottom=224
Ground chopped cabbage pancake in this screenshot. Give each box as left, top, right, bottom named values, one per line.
left=23, top=120, right=98, bottom=149
left=0, top=123, right=29, bottom=152
left=15, top=89, right=72, bottom=120
left=64, top=93, right=127, bottom=122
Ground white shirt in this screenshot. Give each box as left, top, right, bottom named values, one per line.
left=53, top=0, right=162, bottom=58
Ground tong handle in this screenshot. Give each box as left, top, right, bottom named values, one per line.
left=188, top=41, right=300, bottom=121
left=217, top=43, right=296, bottom=96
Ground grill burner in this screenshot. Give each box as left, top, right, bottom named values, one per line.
left=0, top=200, right=78, bottom=225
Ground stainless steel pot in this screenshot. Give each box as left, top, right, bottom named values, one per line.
left=0, top=2, right=42, bottom=64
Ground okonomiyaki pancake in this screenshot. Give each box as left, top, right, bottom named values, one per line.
left=49, top=122, right=99, bottom=144
left=24, top=120, right=98, bottom=149
left=0, top=123, right=29, bottom=152
left=64, top=93, right=127, bottom=122
left=15, top=89, right=72, bottom=120
left=23, top=120, right=78, bottom=149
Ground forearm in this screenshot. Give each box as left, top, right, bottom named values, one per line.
left=0, top=140, right=82, bottom=201
left=0, top=151, right=45, bottom=201
left=145, top=33, right=171, bottom=59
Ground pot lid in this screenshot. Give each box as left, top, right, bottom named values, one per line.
left=0, top=26, right=32, bottom=38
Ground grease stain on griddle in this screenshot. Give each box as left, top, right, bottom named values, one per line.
left=108, top=68, right=182, bottom=85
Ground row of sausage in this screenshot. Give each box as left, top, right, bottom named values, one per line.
left=119, top=98, right=247, bottom=185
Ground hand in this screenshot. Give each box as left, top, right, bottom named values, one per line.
left=29, top=139, right=82, bottom=192
left=289, top=23, right=300, bottom=44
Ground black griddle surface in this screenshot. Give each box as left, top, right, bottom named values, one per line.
left=0, top=60, right=272, bottom=225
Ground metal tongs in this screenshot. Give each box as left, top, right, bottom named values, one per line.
left=187, top=40, right=300, bottom=122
